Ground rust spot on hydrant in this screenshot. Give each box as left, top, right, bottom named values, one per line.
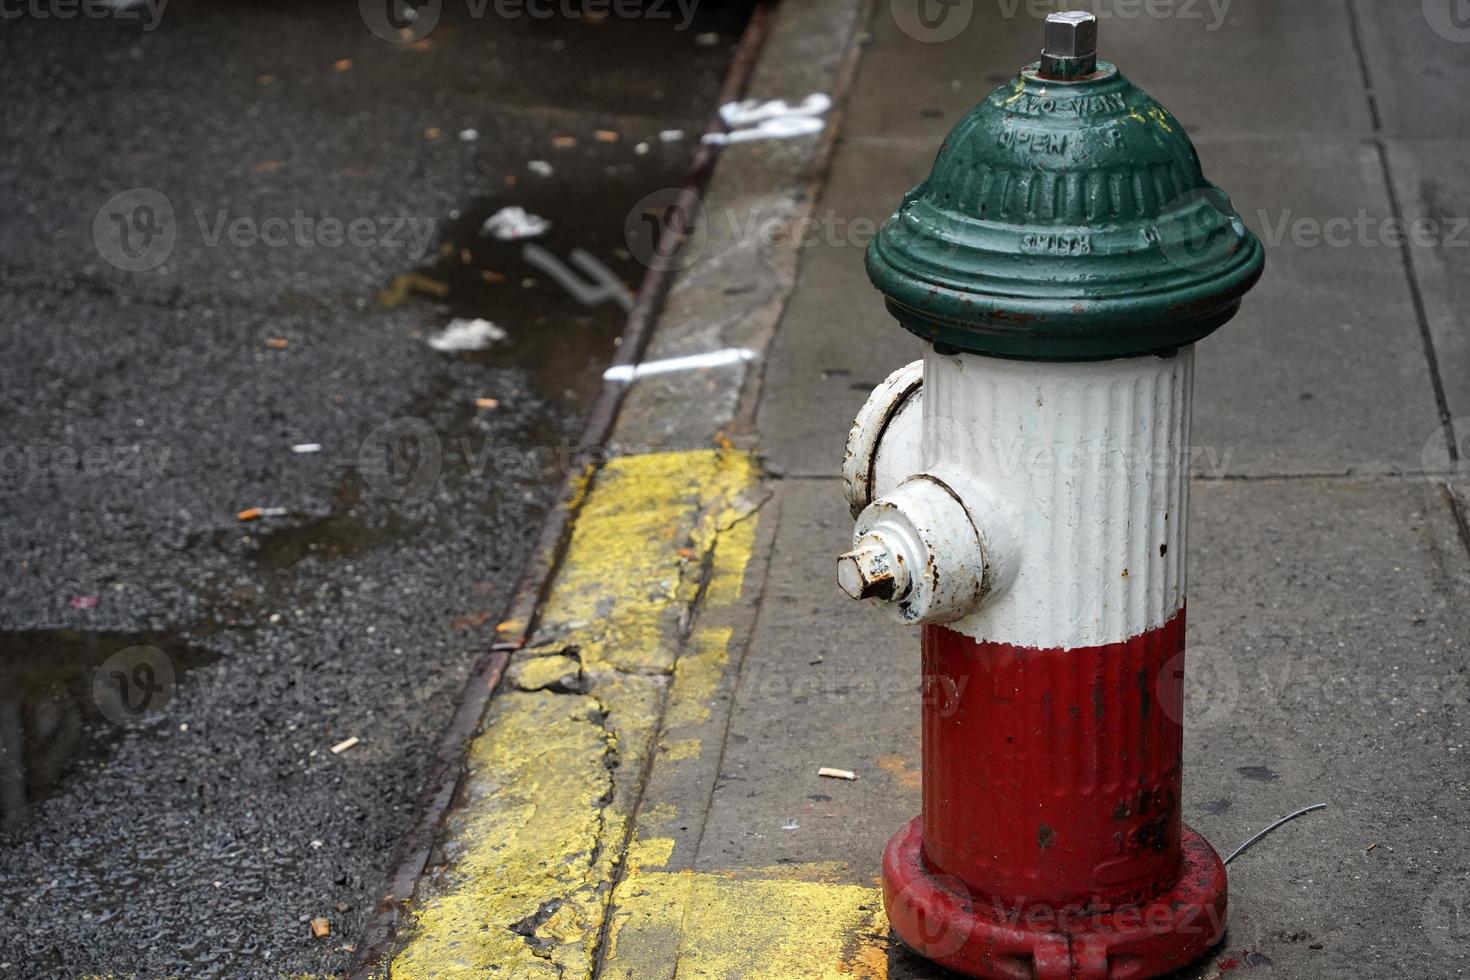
left=1038, top=824, right=1056, bottom=850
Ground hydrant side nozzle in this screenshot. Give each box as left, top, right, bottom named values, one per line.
left=844, top=474, right=994, bottom=627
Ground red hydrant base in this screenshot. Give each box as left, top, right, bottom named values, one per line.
left=883, top=817, right=1228, bottom=980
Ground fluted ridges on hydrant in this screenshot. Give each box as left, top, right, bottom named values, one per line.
left=923, top=349, right=1190, bottom=650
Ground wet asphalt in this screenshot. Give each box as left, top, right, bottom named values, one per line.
left=0, top=1, right=750, bottom=975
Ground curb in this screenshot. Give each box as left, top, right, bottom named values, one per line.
left=346, top=0, right=874, bottom=972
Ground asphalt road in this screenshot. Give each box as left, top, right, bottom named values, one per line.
left=0, top=1, right=750, bottom=975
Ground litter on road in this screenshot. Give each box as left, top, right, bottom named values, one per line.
left=817, top=767, right=857, bottom=781
left=603, top=347, right=756, bottom=382
left=474, top=397, right=500, bottom=410
left=527, top=160, right=553, bottom=177
left=704, top=93, right=831, bottom=145
left=290, top=443, right=321, bottom=454
left=428, top=318, right=507, bottom=352
left=480, top=206, right=551, bottom=241
left=330, top=737, right=360, bottom=755
left=264, top=337, right=289, bottom=349
left=310, top=917, right=331, bottom=938
left=236, top=507, right=288, bottom=522
left=458, top=128, right=478, bottom=141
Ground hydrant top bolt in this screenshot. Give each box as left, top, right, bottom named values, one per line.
left=1040, top=11, right=1098, bottom=80
left=837, top=542, right=898, bottom=601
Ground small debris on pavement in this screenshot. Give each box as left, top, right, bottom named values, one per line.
left=659, top=129, right=684, bottom=142
left=695, top=31, right=719, bottom=46
left=330, top=737, right=360, bottom=755
left=459, top=128, right=478, bottom=142
left=1366, top=842, right=1378, bottom=854
left=781, top=819, right=800, bottom=831
left=290, top=443, right=321, bottom=454
left=551, top=135, right=577, bottom=149
left=310, top=839, right=324, bottom=849
left=480, top=205, right=551, bottom=241
left=310, top=917, right=331, bottom=938
left=264, top=337, right=290, bottom=349
left=474, top=397, right=500, bottom=410
left=594, top=129, right=619, bottom=142
left=333, top=58, right=353, bottom=72
left=527, top=160, right=553, bottom=177
left=236, top=507, right=288, bottom=522
left=424, top=126, right=442, bottom=139
left=378, top=272, right=450, bottom=307
left=817, top=767, right=857, bottom=781
left=427, top=318, right=507, bottom=352
left=69, top=595, right=99, bottom=610
left=634, top=142, right=650, bottom=155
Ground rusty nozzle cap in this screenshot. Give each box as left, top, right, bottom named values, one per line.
left=1040, top=10, right=1098, bottom=79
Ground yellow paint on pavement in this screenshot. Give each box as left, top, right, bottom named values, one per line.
left=388, top=451, right=763, bottom=979
left=602, top=869, right=892, bottom=980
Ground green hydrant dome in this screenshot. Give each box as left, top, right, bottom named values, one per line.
left=866, top=58, right=1264, bottom=361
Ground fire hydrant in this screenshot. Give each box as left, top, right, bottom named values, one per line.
left=838, top=13, right=1263, bottom=979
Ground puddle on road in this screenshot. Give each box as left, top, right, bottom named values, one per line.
left=0, top=629, right=217, bottom=835
left=384, top=164, right=668, bottom=407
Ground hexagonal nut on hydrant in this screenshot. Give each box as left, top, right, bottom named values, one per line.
left=837, top=540, right=907, bottom=602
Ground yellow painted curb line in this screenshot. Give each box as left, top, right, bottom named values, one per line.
left=389, top=450, right=764, bottom=979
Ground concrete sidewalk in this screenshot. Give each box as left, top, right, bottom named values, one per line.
left=378, top=1, right=1470, bottom=977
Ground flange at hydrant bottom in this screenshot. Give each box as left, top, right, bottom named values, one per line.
left=838, top=12, right=1264, bottom=980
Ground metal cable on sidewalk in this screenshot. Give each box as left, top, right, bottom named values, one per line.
left=1224, top=803, right=1328, bottom=866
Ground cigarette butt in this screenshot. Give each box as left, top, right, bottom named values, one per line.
left=265, top=337, right=290, bottom=349
left=331, top=736, right=360, bottom=755
left=237, top=507, right=263, bottom=522
left=475, top=398, right=499, bottom=410
left=551, top=135, right=577, bottom=149
left=333, top=58, right=353, bottom=72
left=481, top=270, right=506, bottom=283
left=291, top=443, right=322, bottom=454
left=594, top=129, right=619, bottom=142
left=425, top=126, right=442, bottom=139
left=817, top=767, right=857, bottom=781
